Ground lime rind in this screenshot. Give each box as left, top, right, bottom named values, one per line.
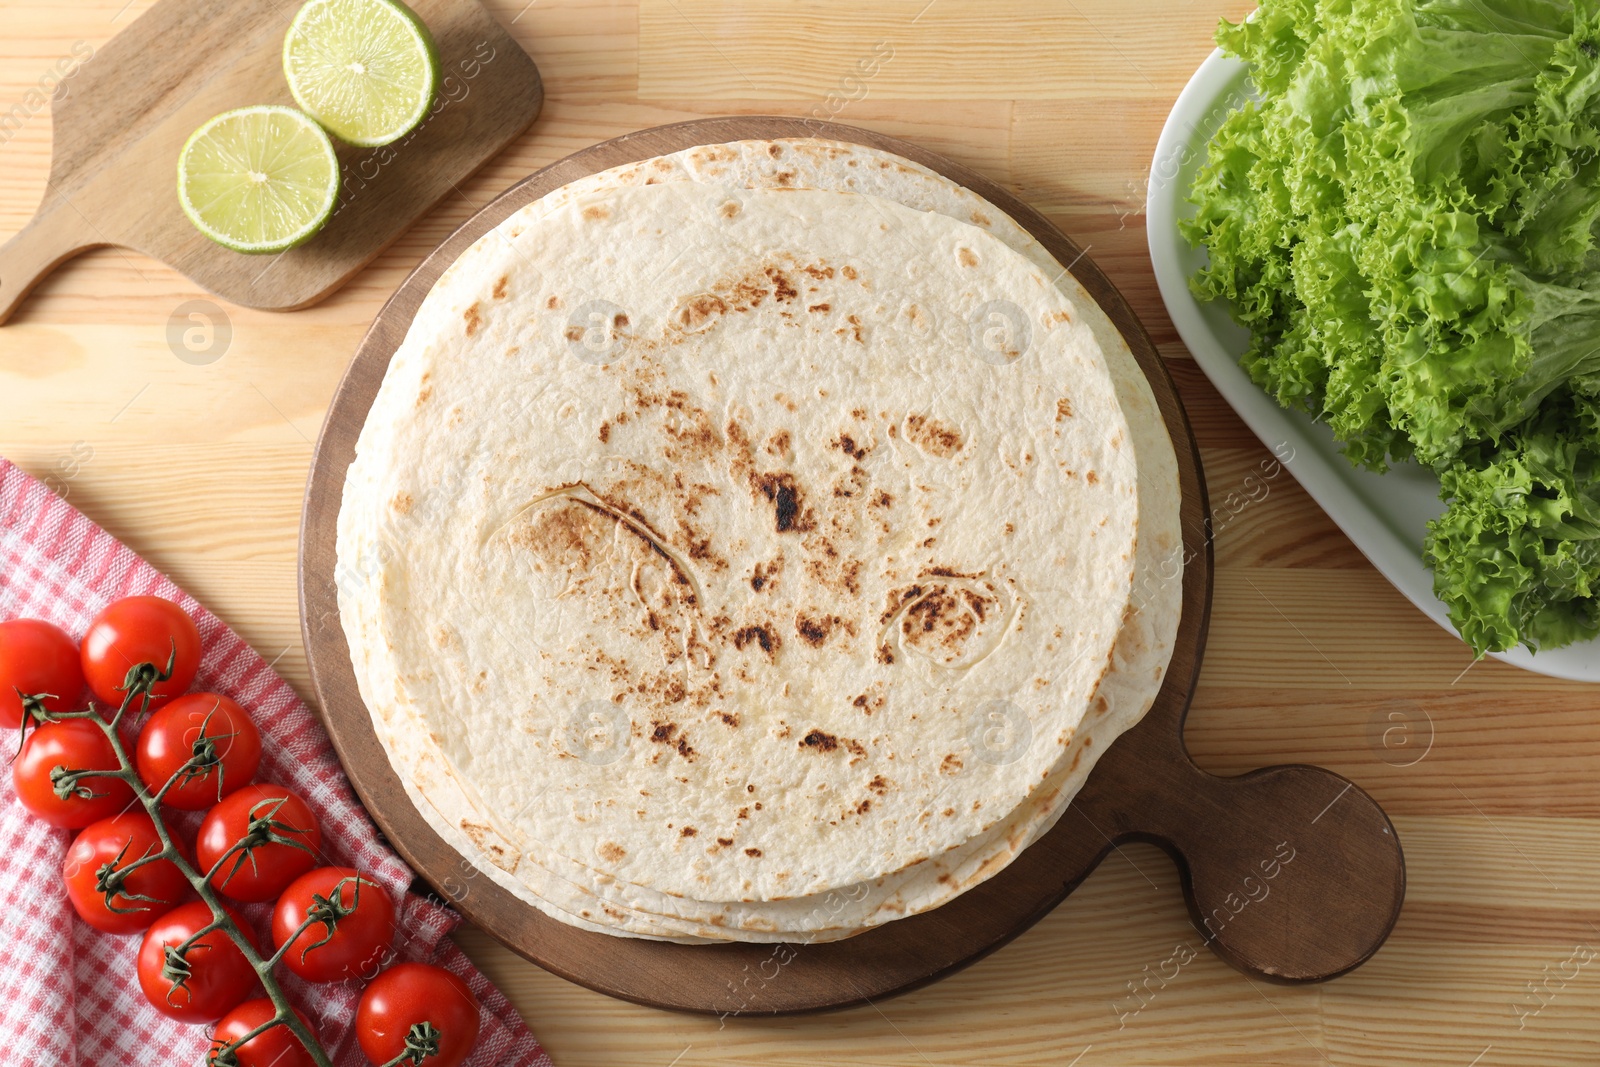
left=283, top=0, right=441, bottom=149
left=177, top=105, right=341, bottom=255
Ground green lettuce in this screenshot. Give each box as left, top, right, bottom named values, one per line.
left=1183, top=0, right=1600, bottom=653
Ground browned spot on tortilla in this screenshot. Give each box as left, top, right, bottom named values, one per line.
left=750, top=558, right=781, bottom=593
left=390, top=491, right=414, bottom=515
left=836, top=314, right=864, bottom=343
left=795, top=613, right=836, bottom=647
left=597, top=841, right=625, bottom=863
left=877, top=644, right=895, bottom=664
left=598, top=421, right=610, bottom=443
left=464, top=302, right=482, bottom=336
left=957, top=247, right=978, bottom=267
left=720, top=200, right=741, bottom=218
left=802, top=264, right=834, bottom=280
left=754, top=472, right=813, bottom=532
left=808, top=302, right=831, bottom=313
left=765, top=430, right=791, bottom=457
left=1086, top=470, right=1099, bottom=485
left=767, top=143, right=782, bottom=158
left=547, top=295, right=561, bottom=310
left=867, top=775, right=889, bottom=795
left=1057, top=397, right=1073, bottom=420
left=905, top=414, right=963, bottom=457
left=833, top=433, right=868, bottom=459
left=719, top=711, right=741, bottom=727
left=842, top=265, right=858, bottom=280
left=801, top=729, right=838, bottom=752
left=766, top=267, right=798, bottom=303
left=680, top=826, right=698, bottom=837
left=732, top=624, right=779, bottom=658
left=716, top=837, right=734, bottom=847
left=852, top=689, right=886, bottom=716
left=564, top=325, right=584, bottom=342
left=582, top=204, right=609, bottom=221
left=679, top=293, right=729, bottom=331
left=744, top=847, right=763, bottom=857
left=940, top=753, right=964, bottom=774
left=491, top=275, right=509, bottom=300
left=650, top=722, right=678, bottom=743
left=459, top=821, right=519, bottom=872
left=880, top=584, right=924, bottom=624
left=971, top=209, right=992, bottom=227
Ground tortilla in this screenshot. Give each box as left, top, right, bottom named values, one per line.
left=337, top=138, right=1182, bottom=941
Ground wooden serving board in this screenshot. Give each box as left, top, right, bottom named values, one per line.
left=298, top=116, right=1405, bottom=1014
left=0, top=0, right=541, bottom=325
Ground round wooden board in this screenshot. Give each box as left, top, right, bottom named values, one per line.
left=299, top=116, right=1404, bottom=1015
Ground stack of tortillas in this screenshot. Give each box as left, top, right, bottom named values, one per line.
left=336, top=137, right=1182, bottom=943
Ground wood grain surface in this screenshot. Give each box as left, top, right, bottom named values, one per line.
left=0, top=1, right=1594, bottom=1063
left=0, top=0, right=542, bottom=323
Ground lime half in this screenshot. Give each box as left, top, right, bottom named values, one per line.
left=177, top=106, right=340, bottom=255
left=283, top=0, right=440, bottom=148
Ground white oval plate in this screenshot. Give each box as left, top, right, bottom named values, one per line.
left=1146, top=47, right=1600, bottom=682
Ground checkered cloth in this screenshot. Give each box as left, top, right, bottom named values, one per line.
left=0, top=459, right=552, bottom=1067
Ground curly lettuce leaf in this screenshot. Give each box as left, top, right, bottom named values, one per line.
left=1184, top=0, right=1600, bottom=653
left=1427, top=393, right=1600, bottom=651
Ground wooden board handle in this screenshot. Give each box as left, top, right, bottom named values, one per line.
left=0, top=203, right=98, bottom=325
left=1146, top=762, right=1404, bottom=983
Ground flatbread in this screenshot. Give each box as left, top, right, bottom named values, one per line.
left=337, top=138, right=1182, bottom=941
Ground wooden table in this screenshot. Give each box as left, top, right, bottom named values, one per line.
left=3, top=2, right=1596, bottom=1064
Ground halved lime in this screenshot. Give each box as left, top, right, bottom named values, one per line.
left=177, top=106, right=340, bottom=255
left=283, top=0, right=440, bottom=148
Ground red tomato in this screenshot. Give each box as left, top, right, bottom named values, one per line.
left=210, top=998, right=318, bottom=1067
left=0, top=618, right=84, bottom=729
left=271, top=866, right=396, bottom=983
left=13, top=718, right=135, bottom=828
left=196, top=784, right=322, bottom=903
left=81, top=596, right=200, bottom=711
left=356, top=963, right=480, bottom=1067
left=63, top=812, right=191, bottom=934
left=136, top=693, right=261, bottom=810
left=137, top=900, right=259, bottom=1023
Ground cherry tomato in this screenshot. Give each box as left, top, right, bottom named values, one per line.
left=211, top=998, right=317, bottom=1067
left=136, top=693, right=261, bottom=810
left=81, top=596, right=200, bottom=711
left=63, top=812, right=190, bottom=934
left=0, top=618, right=84, bottom=729
left=137, top=900, right=259, bottom=1023
left=271, top=866, right=396, bottom=983
left=356, top=963, right=481, bottom=1067
left=13, top=718, right=135, bottom=827
left=196, top=783, right=322, bottom=903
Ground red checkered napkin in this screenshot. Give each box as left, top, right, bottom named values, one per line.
left=0, top=459, right=553, bottom=1067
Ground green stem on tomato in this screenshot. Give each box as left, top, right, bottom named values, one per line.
left=378, top=1021, right=444, bottom=1067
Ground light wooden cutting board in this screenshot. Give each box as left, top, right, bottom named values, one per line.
left=0, top=0, right=542, bottom=324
